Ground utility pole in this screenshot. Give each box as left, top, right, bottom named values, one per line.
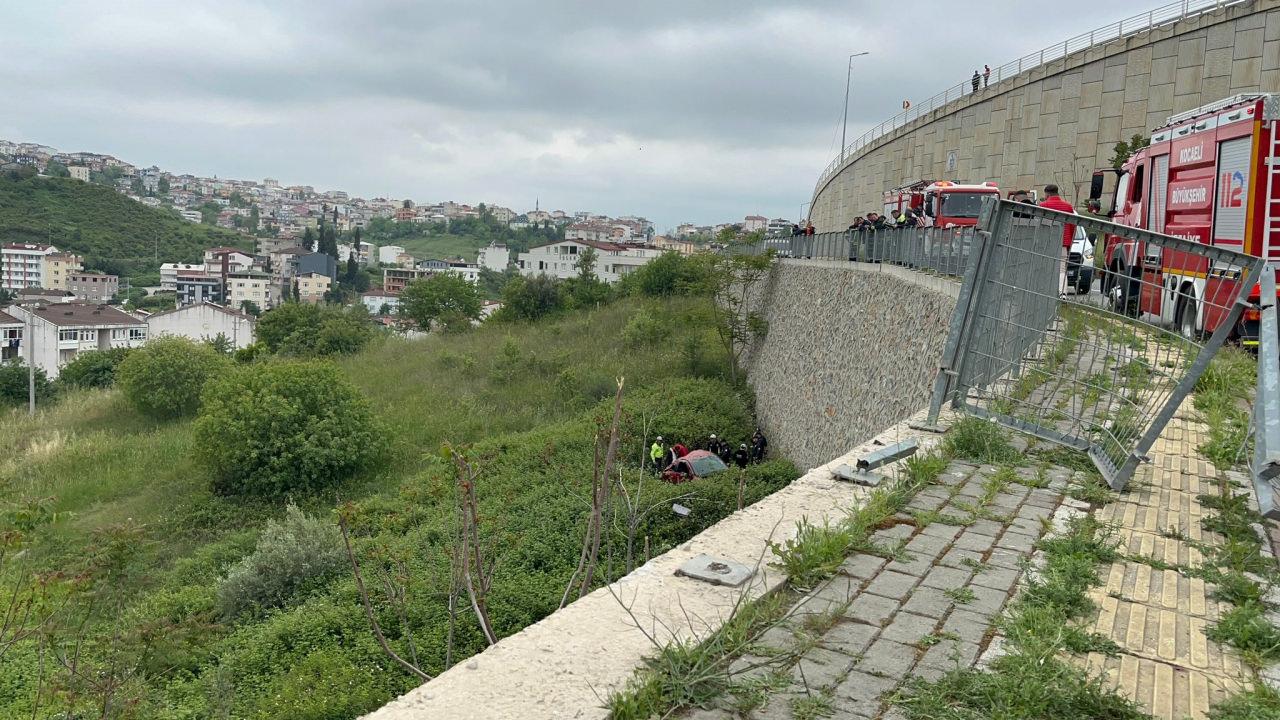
left=841, top=51, right=870, bottom=165
left=26, top=308, right=34, bottom=415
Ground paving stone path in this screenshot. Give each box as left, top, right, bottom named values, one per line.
left=681, top=459, right=1077, bottom=720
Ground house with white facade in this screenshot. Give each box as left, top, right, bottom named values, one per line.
left=516, top=240, right=661, bottom=283
left=378, top=245, right=406, bottom=265
left=361, top=289, right=400, bottom=315
left=0, top=309, right=22, bottom=362
left=160, top=263, right=206, bottom=290
left=1, top=243, right=59, bottom=290
left=476, top=243, right=510, bottom=272
left=204, top=247, right=256, bottom=274
left=147, top=302, right=255, bottom=349
left=7, top=303, right=147, bottom=378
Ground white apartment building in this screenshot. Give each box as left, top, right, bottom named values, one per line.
left=361, top=289, right=400, bottom=315
left=204, top=247, right=255, bottom=273
left=179, top=209, right=203, bottom=223
left=147, top=302, right=255, bottom=350
left=378, top=245, right=406, bottom=265
left=0, top=309, right=22, bottom=362
left=7, top=303, right=147, bottom=378
left=160, top=263, right=206, bottom=290
left=516, top=240, right=660, bottom=283
left=476, top=243, right=509, bottom=272
left=564, top=223, right=614, bottom=244
left=336, top=241, right=376, bottom=266
left=68, top=166, right=89, bottom=182
left=1, top=243, right=59, bottom=290
left=743, top=215, right=768, bottom=232
left=226, top=272, right=273, bottom=310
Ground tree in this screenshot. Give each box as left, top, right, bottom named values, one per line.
left=44, top=160, right=70, bottom=178
left=256, top=303, right=373, bottom=356
left=1110, top=134, right=1151, bottom=169
left=575, top=246, right=598, bottom=282
left=399, top=273, right=483, bottom=331
left=700, top=237, right=774, bottom=384
left=495, top=274, right=563, bottom=321
left=0, top=361, right=54, bottom=407
left=302, top=226, right=316, bottom=251
left=248, top=205, right=259, bottom=231
left=157, top=176, right=170, bottom=195
left=0, top=288, right=13, bottom=305
left=193, top=360, right=388, bottom=495
left=346, top=251, right=358, bottom=282
left=240, top=299, right=260, bottom=316
left=116, top=336, right=231, bottom=418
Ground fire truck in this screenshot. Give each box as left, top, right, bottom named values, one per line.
left=883, top=181, right=1000, bottom=228
left=1101, top=94, right=1280, bottom=344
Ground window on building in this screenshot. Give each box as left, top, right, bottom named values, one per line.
left=129, top=328, right=146, bottom=341
left=59, top=329, right=79, bottom=342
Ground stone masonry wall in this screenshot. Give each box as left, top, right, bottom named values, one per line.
left=744, top=262, right=956, bottom=470
left=811, top=0, right=1280, bottom=230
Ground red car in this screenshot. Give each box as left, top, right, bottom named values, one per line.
left=662, top=450, right=729, bottom=484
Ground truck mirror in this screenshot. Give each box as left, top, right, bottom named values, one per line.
left=1089, top=173, right=1104, bottom=201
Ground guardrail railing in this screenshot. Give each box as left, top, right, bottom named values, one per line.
left=813, top=0, right=1249, bottom=196
left=738, top=226, right=977, bottom=278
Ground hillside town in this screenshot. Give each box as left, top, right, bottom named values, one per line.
left=0, top=139, right=787, bottom=379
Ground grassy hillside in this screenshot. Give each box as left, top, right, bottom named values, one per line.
left=0, top=296, right=797, bottom=719
left=0, top=175, right=249, bottom=282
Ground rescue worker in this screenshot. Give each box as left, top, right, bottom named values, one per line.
left=732, top=443, right=750, bottom=469
left=1039, top=184, right=1077, bottom=297
left=708, top=433, right=726, bottom=460
left=751, top=429, right=768, bottom=463
left=649, top=436, right=666, bottom=471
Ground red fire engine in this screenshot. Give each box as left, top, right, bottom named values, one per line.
left=1101, top=94, right=1279, bottom=343
left=883, top=181, right=1000, bottom=228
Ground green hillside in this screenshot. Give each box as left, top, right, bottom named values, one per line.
left=0, top=175, right=250, bottom=282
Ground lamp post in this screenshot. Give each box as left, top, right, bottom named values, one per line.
left=841, top=51, right=870, bottom=165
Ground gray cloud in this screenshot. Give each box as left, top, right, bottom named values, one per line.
left=3, top=0, right=1120, bottom=227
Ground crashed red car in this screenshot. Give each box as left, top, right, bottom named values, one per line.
left=661, top=450, right=729, bottom=484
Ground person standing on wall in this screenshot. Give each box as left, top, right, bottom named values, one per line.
left=971, top=70, right=980, bottom=93
left=1039, top=184, right=1076, bottom=298
left=983, top=64, right=991, bottom=87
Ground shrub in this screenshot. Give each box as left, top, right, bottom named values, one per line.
left=621, top=251, right=711, bottom=297
left=217, top=504, right=345, bottom=618
left=256, top=303, right=373, bottom=356
left=117, top=337, right=229, bottom=418
left=57, top=347, right=134, bottom=389
left=494, top=274, right=564, bottom=321
left=0, top=361, right=55, bottom=407
left=942, top=417, right=1022, bottom=463
left=194, top=360, right=388, bottom=495
left=622, top=310, right=668, bottom=347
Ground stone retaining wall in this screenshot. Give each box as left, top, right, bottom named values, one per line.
left=744, top=261, right=958, bottom=470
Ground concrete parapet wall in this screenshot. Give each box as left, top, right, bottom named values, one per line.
left=811, top=0, right=1280, bottom=230
left=745, top=260, right=959, bottom=470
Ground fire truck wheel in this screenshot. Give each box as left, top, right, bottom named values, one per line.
left=1178, top=294, right=1199, bottom=341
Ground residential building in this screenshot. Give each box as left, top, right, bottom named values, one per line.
left=160, top=263, right=205, bottom=290
left=378, top=245, right=406, bottom=265
left=766, top=218, right=793, bottom=237
left=16, top=288, right=75, bottom=304
left=226, top=272, right=273, bottom=311
left=147, top=302, right=255, bottom=349
left=41, top=252, right=83, bottom=290
left=7, top=303, right=147, bottom=378
left=445, top=261, right=481, bottom=284
left=67, top=271, right=119, bottom=303
left=743, top=215, right=768, bottom=232
left=179, top=209, right=202, bottom=223
left=256, top=235, right=297, bottom=256
left=204, top=247, right=255, bottom=274
left=1, top=243, right=58, bottom=290
left=68, top=166, right=89, bottom=182
left=382, top=267, right=434, bottom=294
left=476, top=243, right=509, bottom=272
left=0, top=309, right=22, bottom=362
left=295, top=272, right=331, bottom=304
left=652, top=235, right=696, bottom=255
left=335, top=241, right=375, bottom=266
left=175, top=272, right=226, bottom=307
left=361, top=289, right=400, bottom=315
left=516, top=240, right=661, bottom=283
left=291, top=252, right=338, bottom=282
left=564, top=223, right=615, bottom=244
left=268, top=246, right=308, bottom=278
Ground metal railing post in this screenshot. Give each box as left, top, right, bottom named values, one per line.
left=1254, top=265, right=1280, bottom=518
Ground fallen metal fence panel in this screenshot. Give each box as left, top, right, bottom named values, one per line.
left=930, top=199, right=1265, bottom=490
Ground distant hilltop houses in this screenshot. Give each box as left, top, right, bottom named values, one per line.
left=0, top=138, right=785, bottom=377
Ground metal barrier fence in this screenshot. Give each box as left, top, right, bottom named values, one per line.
left=929, top=200, right=1265, bottom=490
left=1253, top=267, right=1280, bottom=519
left=742, top=226, right=976, bottom=278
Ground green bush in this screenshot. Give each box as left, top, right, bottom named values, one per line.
left=621, top=251, right=711, bottom=297
left=217, top=504, right=345, bottom=618
left=622, top=309, right=669, bottom=347
left=117, top=337, right=229, bottom=418
left=194, top=360, right=388, bottom=495
left=494, top=274, right=564, bottom=321
left=0, top=360, right=55, bottom=407
left=942, top=417, right=1022, bottom=464
left=256, top=303, right=374, bottom=356
left=57, top=346, right=135, bottom=389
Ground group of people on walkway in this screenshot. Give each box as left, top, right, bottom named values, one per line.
left=848, top=208, right=920, bottom=232
left=790, top=222, right=815, bottom=237
left=970, top=64, right=991, bottom=92
left=648, top=429, right=768, bottom=472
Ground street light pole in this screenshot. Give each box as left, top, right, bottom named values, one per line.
left=26, top=308, right=34, bottom=415
left=841, top=51, right=870, bottom=165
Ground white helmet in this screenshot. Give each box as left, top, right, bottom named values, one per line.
left=656, top=436, right=663, bottom=441
left=710, top=433, right=717, bottom=439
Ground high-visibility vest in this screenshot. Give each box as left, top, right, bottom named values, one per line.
left=650, top=443, right=663, bottom=461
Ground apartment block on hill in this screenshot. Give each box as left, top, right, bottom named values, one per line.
left=516, top=239, right=660, bottom=283
left=7, top=303, right=147, bottom=378
left=176, top=272, right=225, bottom=307
left=295, top=272, right=331, bottom=304
left=67, top=271, right=119, bottom=303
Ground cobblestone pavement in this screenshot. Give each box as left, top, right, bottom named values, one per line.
left=679, top=410, right=1273, bottom=720
left=681, top=455, right=1078, bottom=720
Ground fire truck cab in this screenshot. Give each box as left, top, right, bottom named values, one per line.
left=922, top=181, right=1000, bottom=228
left=1104, top=93, right=1280, bottom=344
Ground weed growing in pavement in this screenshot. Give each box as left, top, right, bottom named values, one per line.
left=1194, top=347, right=1256, bottom=470
left=943, top=587, right=976, bottom=604
left=897, top=515, right=1144, bottom=720
left=790, top=691, right=835, bottom=720
left=942, top=417, right=1023, bottom=464
left=917, top=631, right=960, bottom=648
left=1209, top=683, right=1280, bottom=720
left=1207, top=603, right=1280, bottom=667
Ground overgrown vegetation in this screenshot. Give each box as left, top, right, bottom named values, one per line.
left=217, top=504, right=345, bottom=618
left=116, top=336, right=231, bottom=418
left=55, top=346, right=135, bottom=390
left=0, top=360, right=55, bottom=407
left=1193, top=347, right=1256, bottom=470
left=0, top=293, right=798, bottom=718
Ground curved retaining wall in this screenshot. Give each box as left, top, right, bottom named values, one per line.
left=744, top=261, right=957, bottom=470
left=811, top=0, right=1280, bottom=230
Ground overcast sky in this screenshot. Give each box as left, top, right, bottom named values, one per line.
left=2, top=1, right=1123, bottom=230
